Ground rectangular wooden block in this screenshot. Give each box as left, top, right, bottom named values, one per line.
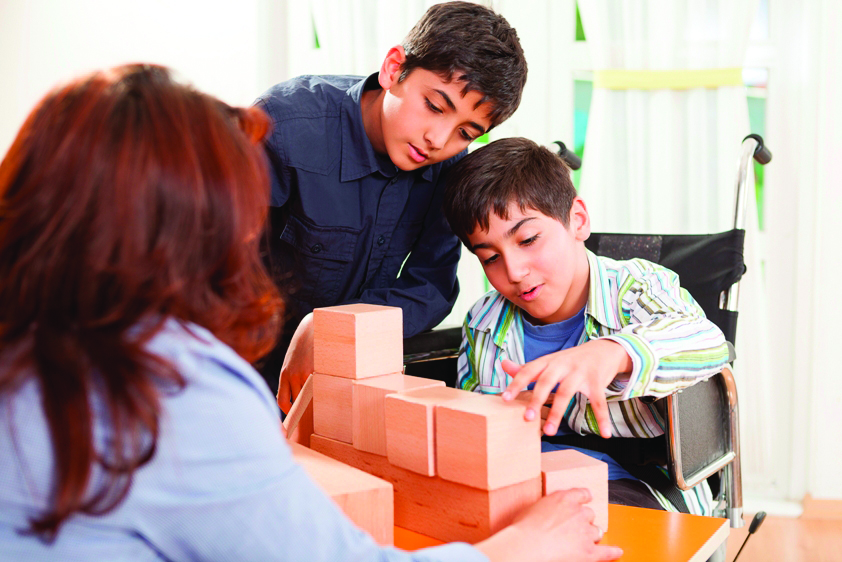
left=313, top=373, right=353, bottom=443
left=353, top=374, right=445, bottom=456
left=311, top=434, right=541, bottom=544
left=313, top=304, right=403, bottom=379
left=436, top=390, right=542, bottom=490
left=289, top=442, right=394, bottom=545
left=541, top=449, right=609, bottom=531
left=383, top=386, right=467, bottom=476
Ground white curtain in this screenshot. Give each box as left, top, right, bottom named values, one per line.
left=765, top=0, right=842, bottom=502
left=577, top=0, right=758, bottom=235
left=286, top=0, right=440, bottom=79
left=577, top=0, right=778, bottom=505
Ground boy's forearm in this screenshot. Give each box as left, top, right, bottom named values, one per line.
left=604, top=320, right=729, bottom=400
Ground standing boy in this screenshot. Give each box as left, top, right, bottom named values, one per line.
left=255, top=2, right=527, bottom=409
left=442, top=137, right=731, bottom=515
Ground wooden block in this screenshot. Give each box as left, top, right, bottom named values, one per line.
left=284, top=374, right=314, bottom=447
left=353, top=374, right=445, bottom=456
left=313, top=304, right=403, bottom=379
left=289, top=442, right=394, bottom=545
left=311, top=434, right=541, bottom=544
left=313, top=373, right=353, bottom=443
left=436, top=390, right=542, bottom=490
left=384, top=386, right=466, bottom=476
left=541, top=449, right=609, bottom=531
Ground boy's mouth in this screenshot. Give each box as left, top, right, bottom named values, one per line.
left=408, top=143, right=428, bottom=163
left=520, top=284, right=542, bottom=302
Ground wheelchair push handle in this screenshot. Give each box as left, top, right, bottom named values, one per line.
left=552, top=140, right=582, bottom=171
left=743, top=133, right=772, bottom=165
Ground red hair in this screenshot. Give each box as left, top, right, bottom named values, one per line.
left=0, top=64, right=283, bottom=538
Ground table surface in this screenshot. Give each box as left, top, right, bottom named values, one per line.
left=395, top=504, right=730, bottom=562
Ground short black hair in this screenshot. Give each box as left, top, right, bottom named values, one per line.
left=443, top=137, right=577, bottom=249
left=400, top=1, right=527, bottom=129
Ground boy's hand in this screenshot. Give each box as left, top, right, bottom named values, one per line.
left=501, top=339, right=632, bottom=439
left=277, top=313, right=315, bottom=414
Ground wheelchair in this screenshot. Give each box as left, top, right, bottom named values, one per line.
left=404, top=134, right=772, bottom=531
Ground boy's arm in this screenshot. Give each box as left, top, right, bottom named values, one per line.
left=504, top=260, right=729, bottom=437
left=600, top=261, right=730, bottom=401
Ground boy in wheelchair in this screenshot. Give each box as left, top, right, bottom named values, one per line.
left=442, top=137, right=730, bottom=516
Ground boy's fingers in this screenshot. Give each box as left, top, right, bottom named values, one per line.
left=542, top=391, right=570, bottom=435
left=277, top=377, right=292, bottom=414
left=503, top=360, right=540, bottom=399
left=542, top=377, right=576, bottom=435
left=500, top=358, right=522, bottom=377
left=529, top=365, right=563, bottom=427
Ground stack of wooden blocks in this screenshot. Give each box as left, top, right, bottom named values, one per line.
left=292, top=303, right=609, bottom=546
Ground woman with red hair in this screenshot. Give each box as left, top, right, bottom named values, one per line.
left=0, top=64, right=620, bottom=562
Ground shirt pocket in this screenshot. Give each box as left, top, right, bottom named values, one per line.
left=280, top=214, right=359, bottom=307
left=377, top=220, right=423, bottom=285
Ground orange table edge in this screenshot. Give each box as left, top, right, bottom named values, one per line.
left=395, top=504, right=729, bottom=562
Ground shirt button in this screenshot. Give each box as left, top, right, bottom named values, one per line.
left=377, top=236, right=386, bottom=246
left=311, top=243, right=323, bottom=254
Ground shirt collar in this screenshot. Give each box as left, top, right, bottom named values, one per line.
left=339, top=73, right=433, bottom=183
left=467, top=250, right=624, bottom=335
left=584, top=249, right=624, bottom=330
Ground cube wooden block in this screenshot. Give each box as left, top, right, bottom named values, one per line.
left=384, top=386, right=466, bottom=476
left=311, top=434, right=541, bottom=544
left=436, top=390, right=542, bottom=490
left=313, top=373, right=354, bottom=443
left=353, top=374, right=445, bottom=456
left=289, top=442, right=394, bottom=545
left=541, top=449, right=609, bottom=531
left=313, top=304, right=403, bottom=379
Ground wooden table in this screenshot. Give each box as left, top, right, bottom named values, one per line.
left=395, top=504, right=729, bottom=562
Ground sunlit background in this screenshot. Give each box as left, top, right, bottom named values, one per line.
left=1, top=0, right=839, bottom=517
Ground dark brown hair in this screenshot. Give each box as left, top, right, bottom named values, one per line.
left=0, top=64, right=282, bottom=539
left=443, top=137, right=577, bottom=248
left=400, top=1, right=527, bottom=128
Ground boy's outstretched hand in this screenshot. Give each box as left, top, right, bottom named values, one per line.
left=501, top=339, right=633, bottom=439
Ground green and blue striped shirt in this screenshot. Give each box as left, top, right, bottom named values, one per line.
left=457, top=250, right=730, bottom=515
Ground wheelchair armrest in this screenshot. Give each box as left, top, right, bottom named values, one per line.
left=666, top=366, right=743, bottom=527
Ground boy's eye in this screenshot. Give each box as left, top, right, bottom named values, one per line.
left=425, top=98, right=442, bottom=114
left=520, top=235, right=539, bottom=246
left=459, top=128, right=476, bottom=141
left=482, top=254, right=499, bottom=266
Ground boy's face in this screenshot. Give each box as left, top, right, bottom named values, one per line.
left=368, top=47, right=493, bottom=171
left=467, top=200, right=591, bottom=325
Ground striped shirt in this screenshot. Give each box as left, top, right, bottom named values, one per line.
left=457, top=250, right=730, bottom=515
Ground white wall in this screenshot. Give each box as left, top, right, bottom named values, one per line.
left=0, top=0, right=288, bottom=155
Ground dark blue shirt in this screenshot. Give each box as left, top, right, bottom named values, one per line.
left=255, top=74, right=463, bottom=338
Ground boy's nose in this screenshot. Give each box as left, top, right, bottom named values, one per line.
left=424, top=122, right=449, bottom=151
left=503, top=256, right=528, bottom=284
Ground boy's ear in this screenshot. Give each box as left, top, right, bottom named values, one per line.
left=569, top=197, right=591, bottom=242
left=378, top=46, right=407, bottom=90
